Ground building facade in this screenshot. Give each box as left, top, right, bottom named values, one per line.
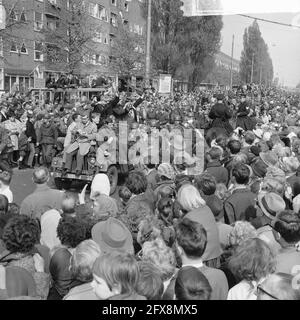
left=0, top=0, right=146, bottom=92
left=215, top=51, right=240, bottom=73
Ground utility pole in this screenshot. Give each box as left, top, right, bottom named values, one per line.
left=229, top=34, right=235, bottom=88
left=250, top=53, right=254, bottom=83
left=145, top=0, right=152, bottom=88
left=259, top=65, right=262, bottom=85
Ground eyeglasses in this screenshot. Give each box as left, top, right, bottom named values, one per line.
left=257, top=285, right=280, bottom=300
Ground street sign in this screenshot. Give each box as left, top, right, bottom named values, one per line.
left=181, top=0, right=300, bottom=16
left=158, top=74, right=172, bottom=94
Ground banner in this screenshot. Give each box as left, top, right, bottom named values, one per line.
left=158, top=74, right=172, bottom=94
left=181, top=0, right=300, bottom=16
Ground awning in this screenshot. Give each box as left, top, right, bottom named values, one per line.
left=4, top=69, right=33, bottom=77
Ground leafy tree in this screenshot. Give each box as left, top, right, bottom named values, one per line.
left=109, top=22, right=146, bottom=82
left=143, top=0, right=223, bottom=89
left=240, top=20, right=273, bottom=85
left=42, top=0, right=102, bottom=74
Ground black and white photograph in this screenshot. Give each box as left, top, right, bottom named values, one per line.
left=0, top=0, right=299, bottom=307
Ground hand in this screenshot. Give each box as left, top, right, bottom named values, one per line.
left=36, top=143, right=39, bottom=147
left=78, top=184, right=88, bottom=205
left=33, top=253, right=45, bottom=273
left=28, top=137, right=32, bottom=142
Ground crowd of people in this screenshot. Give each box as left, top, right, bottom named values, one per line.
left=0, top=82, right=299, bottom=300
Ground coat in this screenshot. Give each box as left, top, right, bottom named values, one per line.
left=223, top=188, right=256, bottom=225
left=236, top=102, right=255, bottom=131
left=66, top=121, right=97, bottom=156
left=206, top=161, right=229, bottom=185
left=208, top=103, right=233, bottom=134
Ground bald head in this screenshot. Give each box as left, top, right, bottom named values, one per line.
left=33, top=167, right=49, bottom=184
left=258, top=273, right=300, bottom=300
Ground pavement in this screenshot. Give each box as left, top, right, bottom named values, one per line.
left=11, top=168, right=125, bottom=205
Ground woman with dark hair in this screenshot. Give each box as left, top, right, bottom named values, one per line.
left=0, top=215, right=50, bottom=299
left=227, top=238, right=276, bottom=300
left=119, top=171, right=154, bottom=253
left=175, top=266, right=212, bottom=300
left=48, top=216, right=87, bottom=300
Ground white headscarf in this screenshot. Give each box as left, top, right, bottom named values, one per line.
left=91, top=173, right=110, bottom=198
left=40, top=209, right=62, bottom=251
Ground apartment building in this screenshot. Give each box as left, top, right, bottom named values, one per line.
left=0, top=0, right=146, bottom=92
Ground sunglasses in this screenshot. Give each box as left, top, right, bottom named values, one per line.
left=257, top=285, right=279, bottom=300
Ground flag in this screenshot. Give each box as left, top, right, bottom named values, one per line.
left=181, top=0, right=300, bottom=16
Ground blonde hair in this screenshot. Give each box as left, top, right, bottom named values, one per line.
left=293, top=194, right=300, bottom=214
left=177, top=184, right=206, bottom=212
left=142, top=238, right=176, bottom=281
left=71, top=240, right=101, bottom=282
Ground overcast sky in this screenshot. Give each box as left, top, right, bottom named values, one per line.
left=221, top=13, right=300, bottom=87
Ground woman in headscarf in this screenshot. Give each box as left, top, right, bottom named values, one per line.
left=40, top=209, right=62, bottom=251
left=77, top=174, right=118, bottom=222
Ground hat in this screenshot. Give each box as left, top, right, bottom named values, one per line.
left=216, top=94, right=224, bottom=101
left=157, top=163, right=175, bottom=180
left=259, top=151, right=278, bottom=167
left=281, top=156, right=300, bottom=174
left=91, top=217, right=134, bottom=254
left=257, top=192, right=286, bottom=220
left=253, top=128, right=263, bottom=139
left=251, top=159, right=268, bottom=178
left=265, top=166, right=286, bottom=184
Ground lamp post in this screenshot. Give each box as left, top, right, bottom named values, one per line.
left=145, top=0, right=152, bottom=88
left=229, top=34, right=235, bottom=88
left=250, top=52, right=254, bottom=83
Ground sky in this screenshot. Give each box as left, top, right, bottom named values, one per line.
left=220, top=13, right=300, bottom=87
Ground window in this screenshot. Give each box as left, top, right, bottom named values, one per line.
left=34, top=41, right=43, bottom=61
left=10, top=42, right=18, bottom=53
left=20, top=43, right=28, bottom=54
left=110, top=34, right=115, bottom=47
left=34, top=12, right=43, bottom=31
left=20, top=10, right=27, bottom=22
left=124, top=2, right=129, bottom=12
left=111, top=0, right=117, bottom=6
left=9, top=9, right=17, bottom=21
left=103, top=35, right=108, bottom=44
left=97, top=5, right=108, bottom=21
left=93, top=32, right=102, bottom=43
left=110, top=13, right=117, bottom=27
left=47, top=20, right=56, bottom=31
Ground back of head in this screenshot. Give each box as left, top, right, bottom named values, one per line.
left=136, top=261, right=164, bottom=300
left=258, top=273, right=300, bottom=300
left=244, top=131, right=255, bottom=145
left=232, top=163, right=250, bottom=185
left=175, top=266, right=212, bottom=300
left=208, top=147, right=222, bottom=161
left=177, top=184, right=206, bottom=212
left=274, top=210, right=300, bottom=244
left=228, top=139, right=242, bottom=155
left=175, top=218, right=207, bottom=259
left=0, top=170, right=12, bottom=186
left=32, top=167, right=49, bottom=184
left=93, top=251, right=139, bottom=295
left=194, top=173, right=217, bottom=196
left=126, top=171, right=148, bottom=195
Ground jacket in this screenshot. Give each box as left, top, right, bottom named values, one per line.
left=224, top=188, right=256, bottom=225
left=37, top=123, right=58, bottom=145
left=206, top=161, right=229, bottom=185
left=209, top=103, right=233, bottom=134
left=25, top=120, right=37, bottom=143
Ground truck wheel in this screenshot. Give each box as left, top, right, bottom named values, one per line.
left=107, top=165, right=118, bottom=195
left=54, top=178, right=72, bottom=190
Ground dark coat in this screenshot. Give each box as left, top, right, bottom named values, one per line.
left=236, top=102, right=255, bottom=131
left=206, top=161, right=229, bottom=185
left=208, top=103, right=233, bottom=134
left=25, top=120, right=37, bottom=143
left=223, top=188, right=256, bottom=225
